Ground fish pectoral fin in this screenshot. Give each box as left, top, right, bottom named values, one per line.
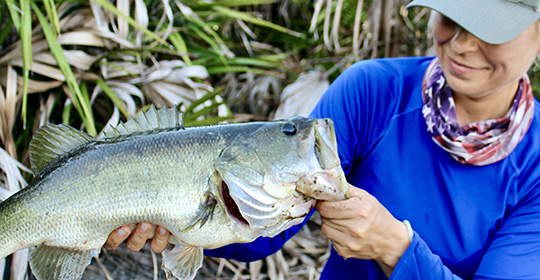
left=29, top=245, right=94, bottom=280
left=183, top=191, right=217, bottom=231
left=162, top=242, right=204, bottom=280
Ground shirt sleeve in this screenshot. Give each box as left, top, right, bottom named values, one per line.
left=391, top=155, right=540, bottom=279
left=390, top=232, right=463, bottom=279
left=474, top=186, right=540, bottom=279
left=392, top=189, right=540, bottom=280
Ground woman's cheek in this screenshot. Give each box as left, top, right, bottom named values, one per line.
left=432, top=15, right=457, bottom=45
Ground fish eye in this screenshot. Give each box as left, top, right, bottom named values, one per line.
left=281, top=123, right=296, bottom=136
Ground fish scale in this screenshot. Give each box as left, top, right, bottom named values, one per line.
left=0, top=105, right=349, bottom=280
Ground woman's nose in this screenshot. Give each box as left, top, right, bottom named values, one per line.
left=450, top=28, right=479, bottom=54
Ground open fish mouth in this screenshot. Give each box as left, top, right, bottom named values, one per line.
left=218, top=169, right=315, bottom=236
left=220, top=180, right=249, bottom=225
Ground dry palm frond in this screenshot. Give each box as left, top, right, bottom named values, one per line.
left=310, top=0, right=350, bottom=53
left=34, top=93, right=58, bottom=130
left=273, top=68, right=329, bottom=120
left=137, top=61, right=213, bottom=107
left=308, top=0, right=420, bottom=59
left=224, top=71, right=282, bottom=119
left=0, top=66, right=18, bottom=157
left=101, top=81, right=145, bottom=115
left=352, top=0, right=364, bottom=60
left=0, top=149, right=29, bottom=199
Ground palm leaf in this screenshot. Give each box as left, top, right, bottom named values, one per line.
left=273, top=69, right=329, bottom=120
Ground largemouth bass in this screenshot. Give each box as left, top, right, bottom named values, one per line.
left=0, top=106, right=348, bottom=280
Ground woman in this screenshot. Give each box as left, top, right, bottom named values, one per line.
left=106, top=0, right=540, bottom=278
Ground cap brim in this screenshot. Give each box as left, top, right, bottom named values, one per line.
left=407, top=0, right=540, bottom=44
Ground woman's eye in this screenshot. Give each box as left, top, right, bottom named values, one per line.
left=281, top=123, right=297, bottom=136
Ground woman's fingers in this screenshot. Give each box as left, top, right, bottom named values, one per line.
left=150, top=226, right=171, bottom=254
left=126, top=222, right=152, bottom=251
left=104, top=223, right=172, bottom=253
left=104, top=225, right=132, bottom=250
left=316, top=184, right=372, bottom=220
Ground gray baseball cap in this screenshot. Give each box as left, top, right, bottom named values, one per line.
left=407, top=0, right=540, bottom=44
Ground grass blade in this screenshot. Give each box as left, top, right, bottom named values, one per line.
left=32, top=3, right=97, bottom=135
left=184, top=88, right=224, bottom=115
left=19, top=0, right=31, bottom=128
left=189, top=24, right=230, bottom=68
left=42, top=0, right=60, bottom=36
left=184, top=102, right=226, bottom=123
left=186, top=116, right=233, bottom=127
left=168, top=32, right=192, bottom=66
left=194, top=0, right=278, bottom=7
left=5, top=0, right=21, bottom=32
left=96, top=79, right=130, bottom=119
left=212, top=6, right=305, bottom=38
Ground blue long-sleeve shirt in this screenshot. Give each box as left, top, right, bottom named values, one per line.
left=208, top=57, right=540, bottom=279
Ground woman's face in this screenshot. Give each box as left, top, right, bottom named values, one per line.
left=433, top=12, right=540, bottom=102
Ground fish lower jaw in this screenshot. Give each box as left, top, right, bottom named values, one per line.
left=296, top=170, right=347, bottom=201
left=246, top=196, right=315, bottom=238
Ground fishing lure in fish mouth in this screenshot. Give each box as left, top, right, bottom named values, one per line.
left=0, top=105, right=349, bottom=280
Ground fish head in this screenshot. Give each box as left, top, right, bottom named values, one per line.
left=215, top=117, right=348, bottom=237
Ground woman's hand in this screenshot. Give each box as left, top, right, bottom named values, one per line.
left=315, top=184, right=411, bottom=277
left=104, top=222, right=171, bottom=254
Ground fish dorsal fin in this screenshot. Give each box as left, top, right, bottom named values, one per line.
left=162, top=242, right=204, bottom=280
left=29, top=245, right=94, bottom=280
left=29, top=124, right=95, bottom=174
left=103, top=105, right=184, bottom=138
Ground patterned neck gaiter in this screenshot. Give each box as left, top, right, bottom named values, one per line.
left=421, top=58, right=535, bottom=166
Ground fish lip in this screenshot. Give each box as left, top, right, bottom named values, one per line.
left=313, top=118, right=339, bottom=170
left=296, top=118, right=349, bottom=200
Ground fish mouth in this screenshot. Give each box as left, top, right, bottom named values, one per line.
left=220, top=180, right=249, bottom=225
left=218, top=171, right=314, bottom=236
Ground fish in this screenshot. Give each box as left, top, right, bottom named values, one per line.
left=0, top=105, right=349, bottom=280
